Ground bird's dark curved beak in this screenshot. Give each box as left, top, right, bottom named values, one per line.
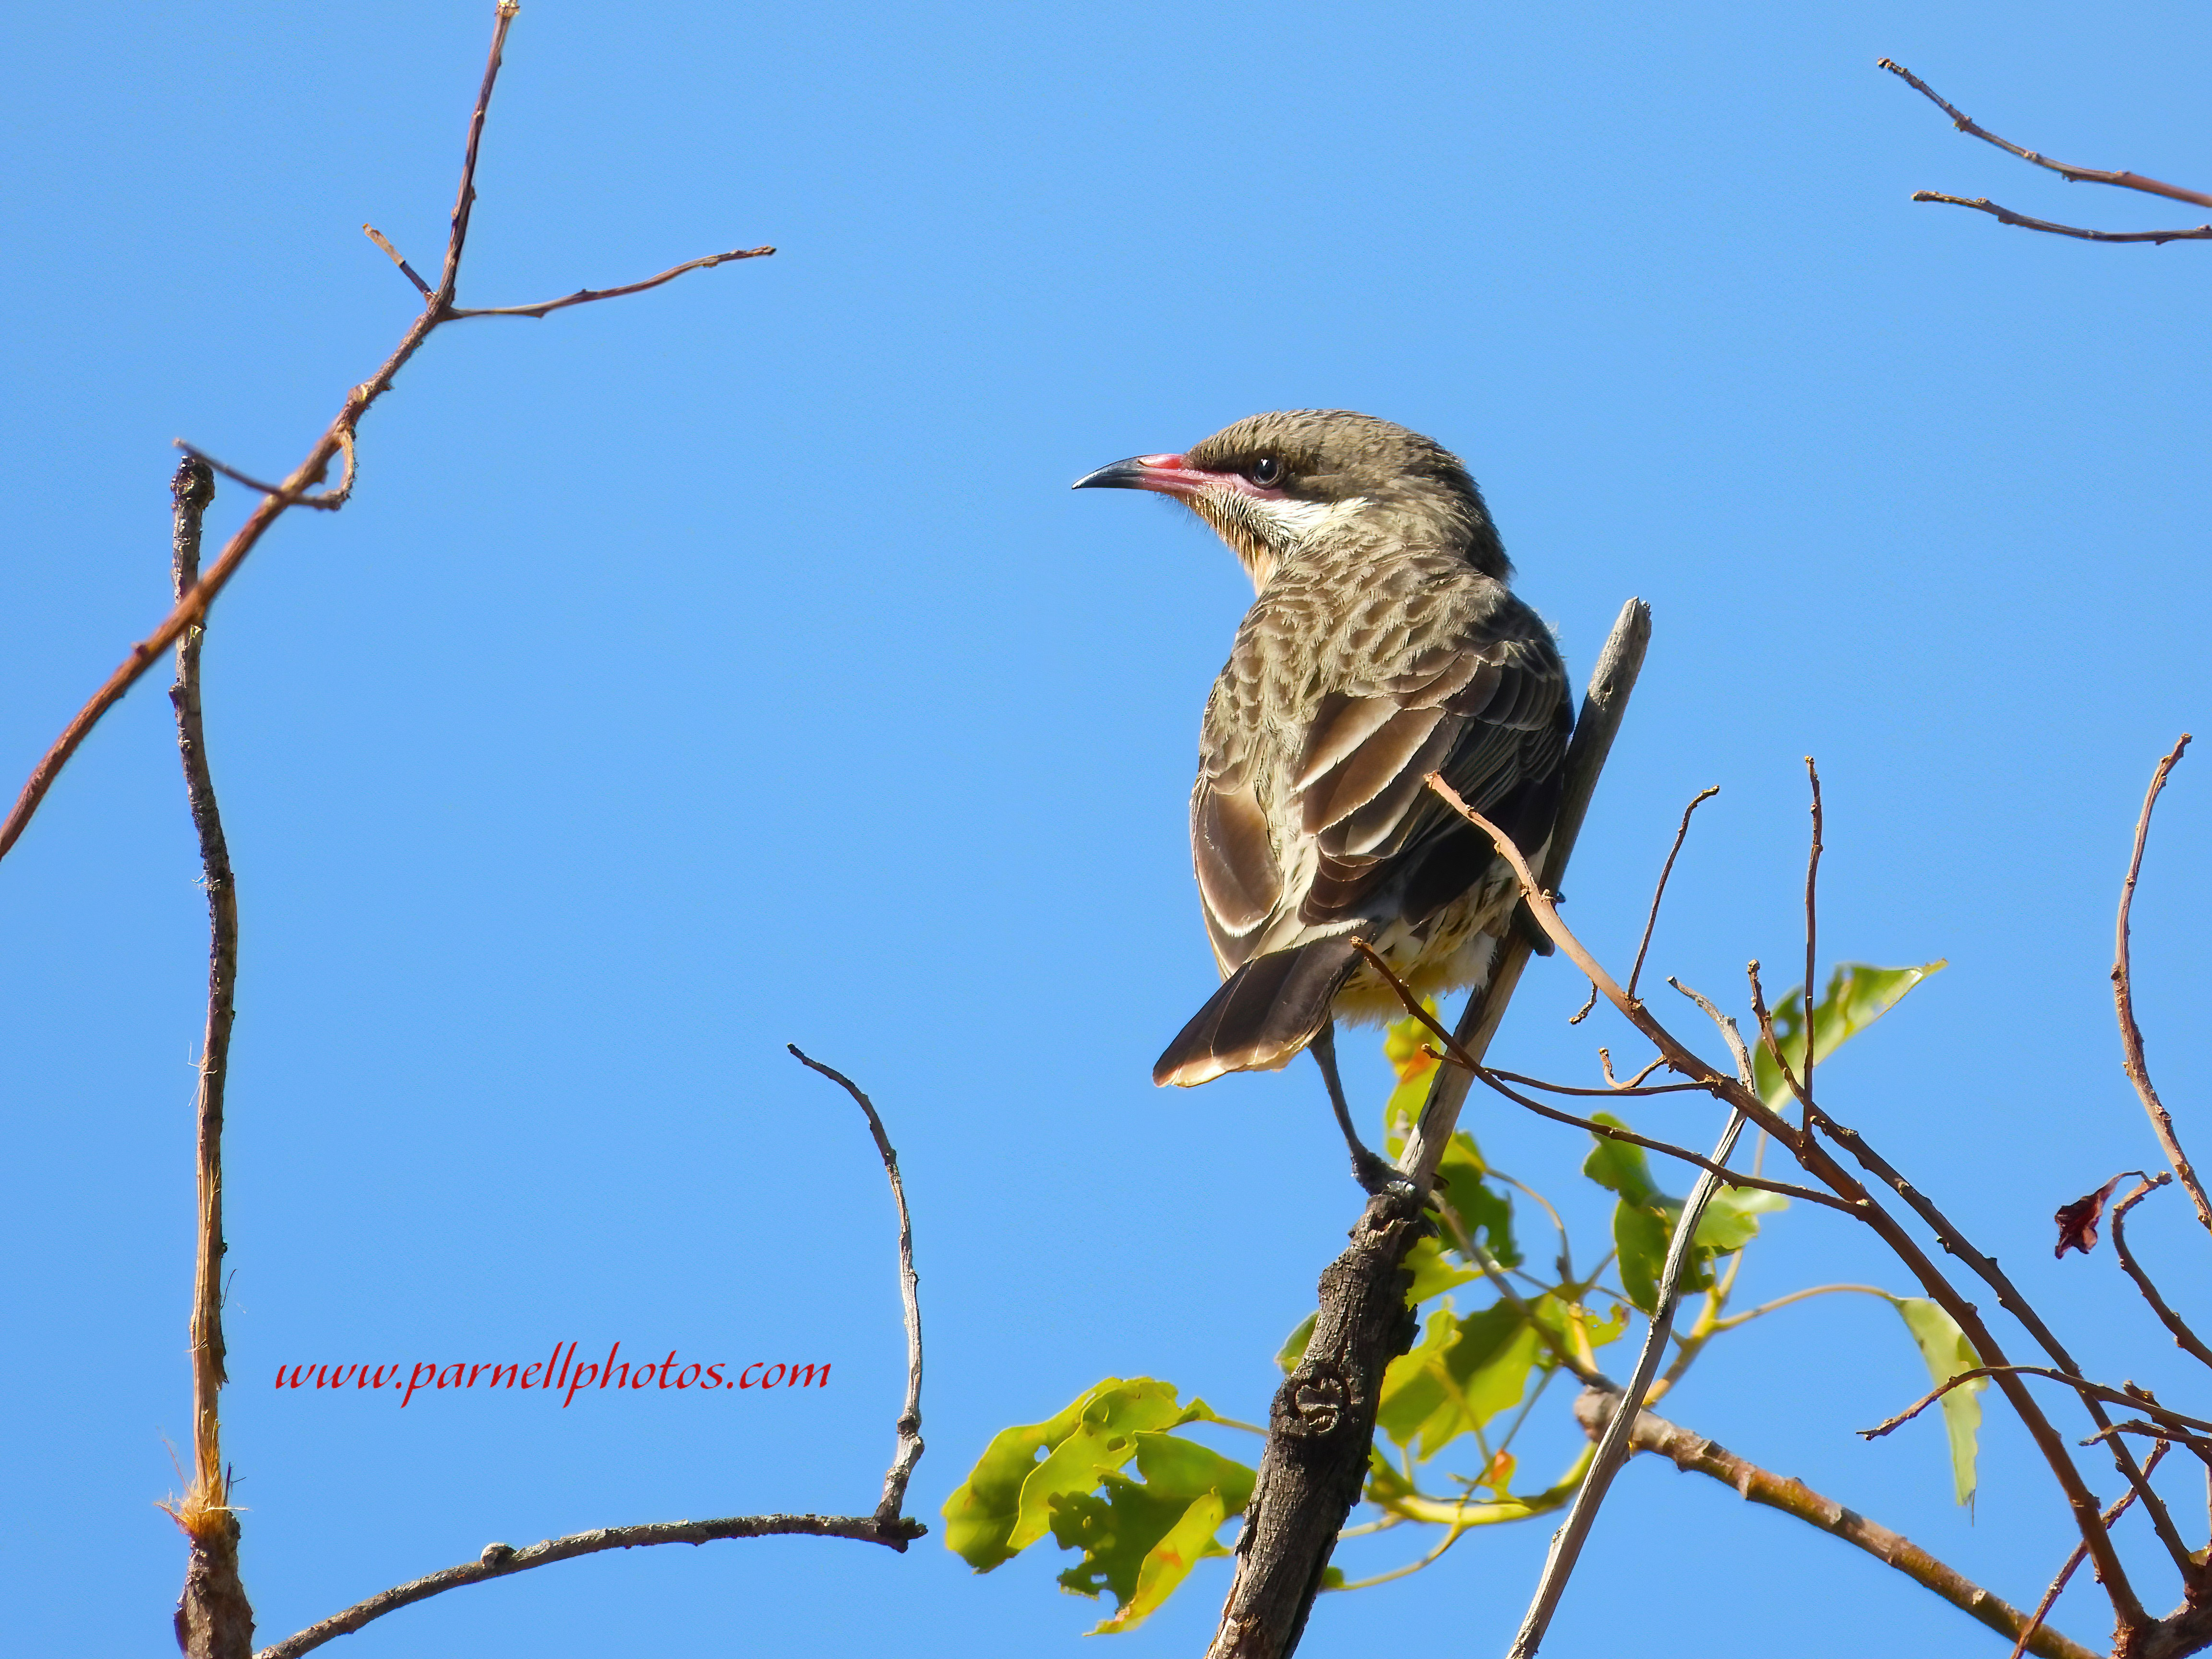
left=1072, top=452, right=1219, bottom=497
left=1072, top=454, right=1170, bottom=491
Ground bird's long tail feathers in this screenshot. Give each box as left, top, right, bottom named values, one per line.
left=1153, top=937, right=1363, bottom=1088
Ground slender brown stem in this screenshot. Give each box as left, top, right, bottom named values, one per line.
left=2010, top=1446, right=2168, bottom=1659
left=362, top=224, right=432, bottom=296
left=1465, top=1066, right=1855, bottom=1215
left=1570, top=1384, right=2100, bottom=1659
left=1424, top=781, right=2149, bottom=1628
left=166, top=458, right=252, bottom=1659
left=2110, top=1176, right=2212, bottom=1370
left=2113, top=737, right=2208, bottom=1230
left=1878, top=60, right=2212, bottom=210
left=445, top=246, right=777, bottom=318
left=1862, top=1364, right=2212, bottom=1443
left=1801, top=759, right=1821, bottom=1111
left=1908, top=192, right=2212, bottom=244
left=253, top=1513, right=923, bottom=1659
left=788, top=1046, right=925, bottom=1521
left=1626, top=785, right=1717, bottom=999
left=0, top=0, right=770, bottom=870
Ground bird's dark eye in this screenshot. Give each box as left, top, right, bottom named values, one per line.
left=1250, top=457, right=1281, bottom=486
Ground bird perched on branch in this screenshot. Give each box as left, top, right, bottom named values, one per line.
left=1076, top=410, right=1571, bottom=1191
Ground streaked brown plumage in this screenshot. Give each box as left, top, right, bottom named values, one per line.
left=1077, top=412, right=1571, bottom=1180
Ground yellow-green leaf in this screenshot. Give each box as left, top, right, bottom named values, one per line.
left=1887, top=1296, right=1985, bottom=1506
left=1753, top=962, right=1946, bottom=1109
left=943, top=1378, right=1214, bottom=1569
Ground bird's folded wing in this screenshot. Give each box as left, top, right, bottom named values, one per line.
left=1192, top=612, right=1569, bottom=967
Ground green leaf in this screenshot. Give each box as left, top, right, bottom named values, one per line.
left=1753, top=962, right=1947, bottom=1109
left=1376, top=1300, right=1539, bottom=1458
left=1695, top=1187, right=1788, bottom=1252
left=1275, top=1312, right=1317, bottom=1375
left=1580, top=1118, right=1661, bottom=1208
left=1404, top=1233, right=1483, bottom=1305
left=942, top=1378, right=1215, bottom=1570
left=1049, top=1433, right=1255, bottom=1633
left=1887, top=1297, right=1985, bottom=1506
left=1586, top=1114, right=1781, bottom=1312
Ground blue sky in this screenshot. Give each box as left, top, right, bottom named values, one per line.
left=4, top=1, right=2209, bottom=1654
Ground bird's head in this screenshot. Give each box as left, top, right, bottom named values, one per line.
left=1073, top=409, right=1506, bottom=591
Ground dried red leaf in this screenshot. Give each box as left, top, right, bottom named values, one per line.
left=2054, top=1175, right=2126, bottom=1258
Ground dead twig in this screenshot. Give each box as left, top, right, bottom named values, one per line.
left=1626, top=786, right=1718, bottom=1000
left=162, top=457, right=251, bottom=1659
left=1800, top=760, right=1821, bottom=1110
left=2108, top=1175, right=2212, bottom=1370
left=253, top=1513, right=923, bottom=1659
left=2113, top=736, right=2207, bottom=1230
left=2007, top=1447, right=2167, bottom=1659
left=789, top=1046, right=925, bottom=1521
left=445, top=246, right=776, bottom=319
left=0, top=0, right=772, bottom=868
left=1879, top=60, right=2212, bottom=244
left=1425, top=777, right=2149, bottom=1627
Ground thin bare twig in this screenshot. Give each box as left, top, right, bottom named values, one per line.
left=1507, top=1102, right=1752, bottom=1657
left=362, top=224, right=432, bottom=297
left=0, top=0, right=771, bottom=869
left=1801, top=759, right=1821, bottom=1109
left=445, top=246, right=777, bottom=319
left=258, top=1050, right=930, bottom=1659
left=1908, top=193, right=2212, bottom=245
left=1745, top=961, right=1811, bottom=1115
left=1667, top=977, right=1757, bottom=1092
left=1482, top=1065, right=1706, bottom=1099
left=253, top=1513, right=922, bottom=1659
left=1862, top=1365, right=2212, bottom=1443
left=789, top=1046, right=926, bottom=1520
left=1626, top=786, right=1717, bottom=999
left=1574, top=1386, right=2099, bottom=1659
left=1879, top=60, right=2212, bottom=210
left=163, top=458, right=252, bottom=1659
left=2109, top=1175, right=2212, bottom=1369
left=1465, top=1067, right=1854, bottom=1216
left=2009, top=1444, right=2170, bottom=1659
left=2113, top=736, right=2207, bottom=1230
left=1425, top=779, right=2148, bottom=1625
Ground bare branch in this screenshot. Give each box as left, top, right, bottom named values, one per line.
left=258, top=1049, right=929, bottom=1657
left=1801, top=758, right=1822, bottom=1106
left=2113, top=736, right=2208, bottom=1230
left=1878, top=60, right=2212, bottom=210
left=1908, top=192, right=2212, bottom=245
left=0, top=0, right=771, bottom=870
left=1466, top=1066, right=1855, bottom=1216
left=1506, top=1103, right=1753, bottom=1658
left=2008, top=1445, right=2169, bottom=1659
left=2109, top=1175, right=2212, bottom=1370
left=162, top=458, right=251, bottom=1659
left=788, top=1046, right=925, bottom=1520
left=252, top=1513, right=922, bottom=1659
left=1863, top=1364, right=2212, bottom=1443
left=1667, top=976, right=1756, bottom=1091
left=362, top=224, right=432, bottom=297
left=1626, top=785, right=1718, bottom=999
left=1425, top=779, right=2150, bottom=1624
left=1571, top=1385, right=2100, bottom=1659
left=445, top=246, right=777, bottom=319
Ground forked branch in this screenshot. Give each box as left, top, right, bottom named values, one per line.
left=254, top=1049, right=927, bottom=1659
left=1880, top=60, right=2212, bottom=245
left=0, top=0, right=772, bottom=869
